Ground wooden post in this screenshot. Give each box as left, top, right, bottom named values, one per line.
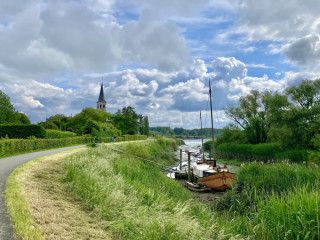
left=188, top=152, right=191, bottom=182
left=180, top=149, right=182, bottom=171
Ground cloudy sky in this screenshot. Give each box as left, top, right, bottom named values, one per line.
left=0, top=0, right=320, bottom=129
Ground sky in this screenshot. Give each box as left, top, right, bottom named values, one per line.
left=0, top=0, right=320, bottom=129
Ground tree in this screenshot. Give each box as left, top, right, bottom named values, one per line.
left=216, top=124, right=248, bottom=146
left=14, top=112, right=31, bottom=124
left=67, top=108, right=112, bottom=135
left=46, top=114, right=70, bottom=130
left=139, top=116, right=150, bottom=135
left=226, top=90, right=268, bottom=144
left=0, top=90, right=31, bottom=124
left=113, top=106, right=140, bottom=135
left=0, top=90, right=16, bottom=124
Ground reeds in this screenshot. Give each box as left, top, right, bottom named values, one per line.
left=216, top=162, right=320, bottom=239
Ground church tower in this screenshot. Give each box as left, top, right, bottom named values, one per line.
left=97, top=83, right=106, bottom=111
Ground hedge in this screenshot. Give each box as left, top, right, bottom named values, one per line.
left=0, top=124, right=46, bottom=139
left=0, top=135, right=148, bottom=157
left=0, top=136, right=94, bottom=157
left=45, top=130, right=77, bottom=139
left=216, top=143, right=308, bottom=163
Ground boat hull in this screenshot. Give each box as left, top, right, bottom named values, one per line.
left=197, top=172, right=236, bottom=190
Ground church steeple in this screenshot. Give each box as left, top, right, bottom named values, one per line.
left=97, top=83, right=106, bottom=111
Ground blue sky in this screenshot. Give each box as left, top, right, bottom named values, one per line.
left=0, top=0, right=319, bottom=129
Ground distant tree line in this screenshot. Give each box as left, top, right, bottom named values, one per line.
left=150, top=126, right=222, bottom=138
left=218, top=79, right=320, bottom=150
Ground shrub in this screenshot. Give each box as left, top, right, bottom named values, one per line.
left=45, top=130, right=76, bottom=139
left=0, top=136, right=94, bottom=156
left=123, top=135, right=147, bottom=141
left=175, top=139, right=185, bottom=146
left=0, top=124, right=46, bottom=139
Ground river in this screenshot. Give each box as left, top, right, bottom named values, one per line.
left=168, top=138, right=239, bottom=177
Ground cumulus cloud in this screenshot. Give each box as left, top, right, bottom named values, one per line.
left=230, top=0, right=320, bottom=41
left=0, top=0, right=192, bottom=80
left=212, top=57, right=247, bottom=81
left=285, top=33, right=320, bottom=70
left=21, top=96, right=44, bottom=108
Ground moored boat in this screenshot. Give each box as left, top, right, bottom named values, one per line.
left=189, top=80, right=236, bottom=190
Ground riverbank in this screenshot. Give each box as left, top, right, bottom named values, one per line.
left=6, top=139, right=221, bottom=239
left=7, top=138, right=319, bottom=239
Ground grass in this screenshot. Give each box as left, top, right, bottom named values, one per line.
left=215, top=162, right=320, bottom=239
left=6, top=147, right=113, bottom=239
left=65, top=140, right=220, bottom=239
left=5, top=160, right=43, bottom=240
left=7, top=138, right=320, bottom=239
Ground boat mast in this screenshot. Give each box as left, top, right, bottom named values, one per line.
left=200, top=111, right=205, bottom=162
left=209, top=80, right=216, bottom=166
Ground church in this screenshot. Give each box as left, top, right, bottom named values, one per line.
left=97, top=83, right=106, bottom=111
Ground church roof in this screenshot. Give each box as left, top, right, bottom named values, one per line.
left=98, top=84, right=106, bottom=102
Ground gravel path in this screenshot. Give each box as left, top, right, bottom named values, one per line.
left=0, top=146, right=85, bottom=240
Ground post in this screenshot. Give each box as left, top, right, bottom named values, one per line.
left=209, top=80, right=217, bottom=167
left=180, top=149, right=182, bottom=171
left=200, top=111, right=205, bottom=163
left=188, top=152, right=191, bottom=182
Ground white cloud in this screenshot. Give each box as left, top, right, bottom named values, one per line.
left=246, top=63, right=274, bottom=69
left=285, top=33, right=320, bottom=71
left=212, top=57, right=247, bottom=80
left=21, top=96, right=44, bottom=108
left=229, top=0, right=320, bottom=41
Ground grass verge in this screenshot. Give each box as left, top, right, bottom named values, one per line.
left=5, top=147, right=115, bottom=239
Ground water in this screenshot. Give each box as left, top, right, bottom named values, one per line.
left=168, top=139, right=239, bottom=177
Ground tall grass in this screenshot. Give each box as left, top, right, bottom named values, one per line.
left=216, top=143, right=309, bottom=163
left=64, top=140, right=218, bottom=239
left=215, top=162, right=320, bottom=239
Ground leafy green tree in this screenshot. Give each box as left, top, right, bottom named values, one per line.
left=113, top=106, right=140, bottom=135
left=139, top=116, right=150, bottom=135
left=173, top=127, right=185, bottom=135
left=226, top=90, right=268, bottom=144
left=0, top=90, right=31, bottom=124
left=0, top=90, right=16, bottom=124
left=216, top=124, right=248, bottom=146
left=67, top=108, right=112, bottom=135
left=46, top=114, right=70, bottom=130
left=14, top=112, right=31, bottom=124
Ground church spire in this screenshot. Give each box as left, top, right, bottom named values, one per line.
left=97, top=83, right=106, bottom=111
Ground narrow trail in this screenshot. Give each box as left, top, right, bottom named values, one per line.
left=0, top=145, right=85, bottom=240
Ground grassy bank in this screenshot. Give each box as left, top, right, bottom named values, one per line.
left=65, top=139, right=218, bottom=239
left=215, top=162, right=320, bottom=239
left=7, top=138, right=319, bottom=239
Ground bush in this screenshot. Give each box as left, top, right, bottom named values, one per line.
left=0, top=124, right=46, bottom=139
left=0, top=136, right=94, bottom=156
left=45, top=130, right=76, bottom=139
left=175, top=139, right=185, bottom=146
left=123, top=135, right=147, bottom=141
